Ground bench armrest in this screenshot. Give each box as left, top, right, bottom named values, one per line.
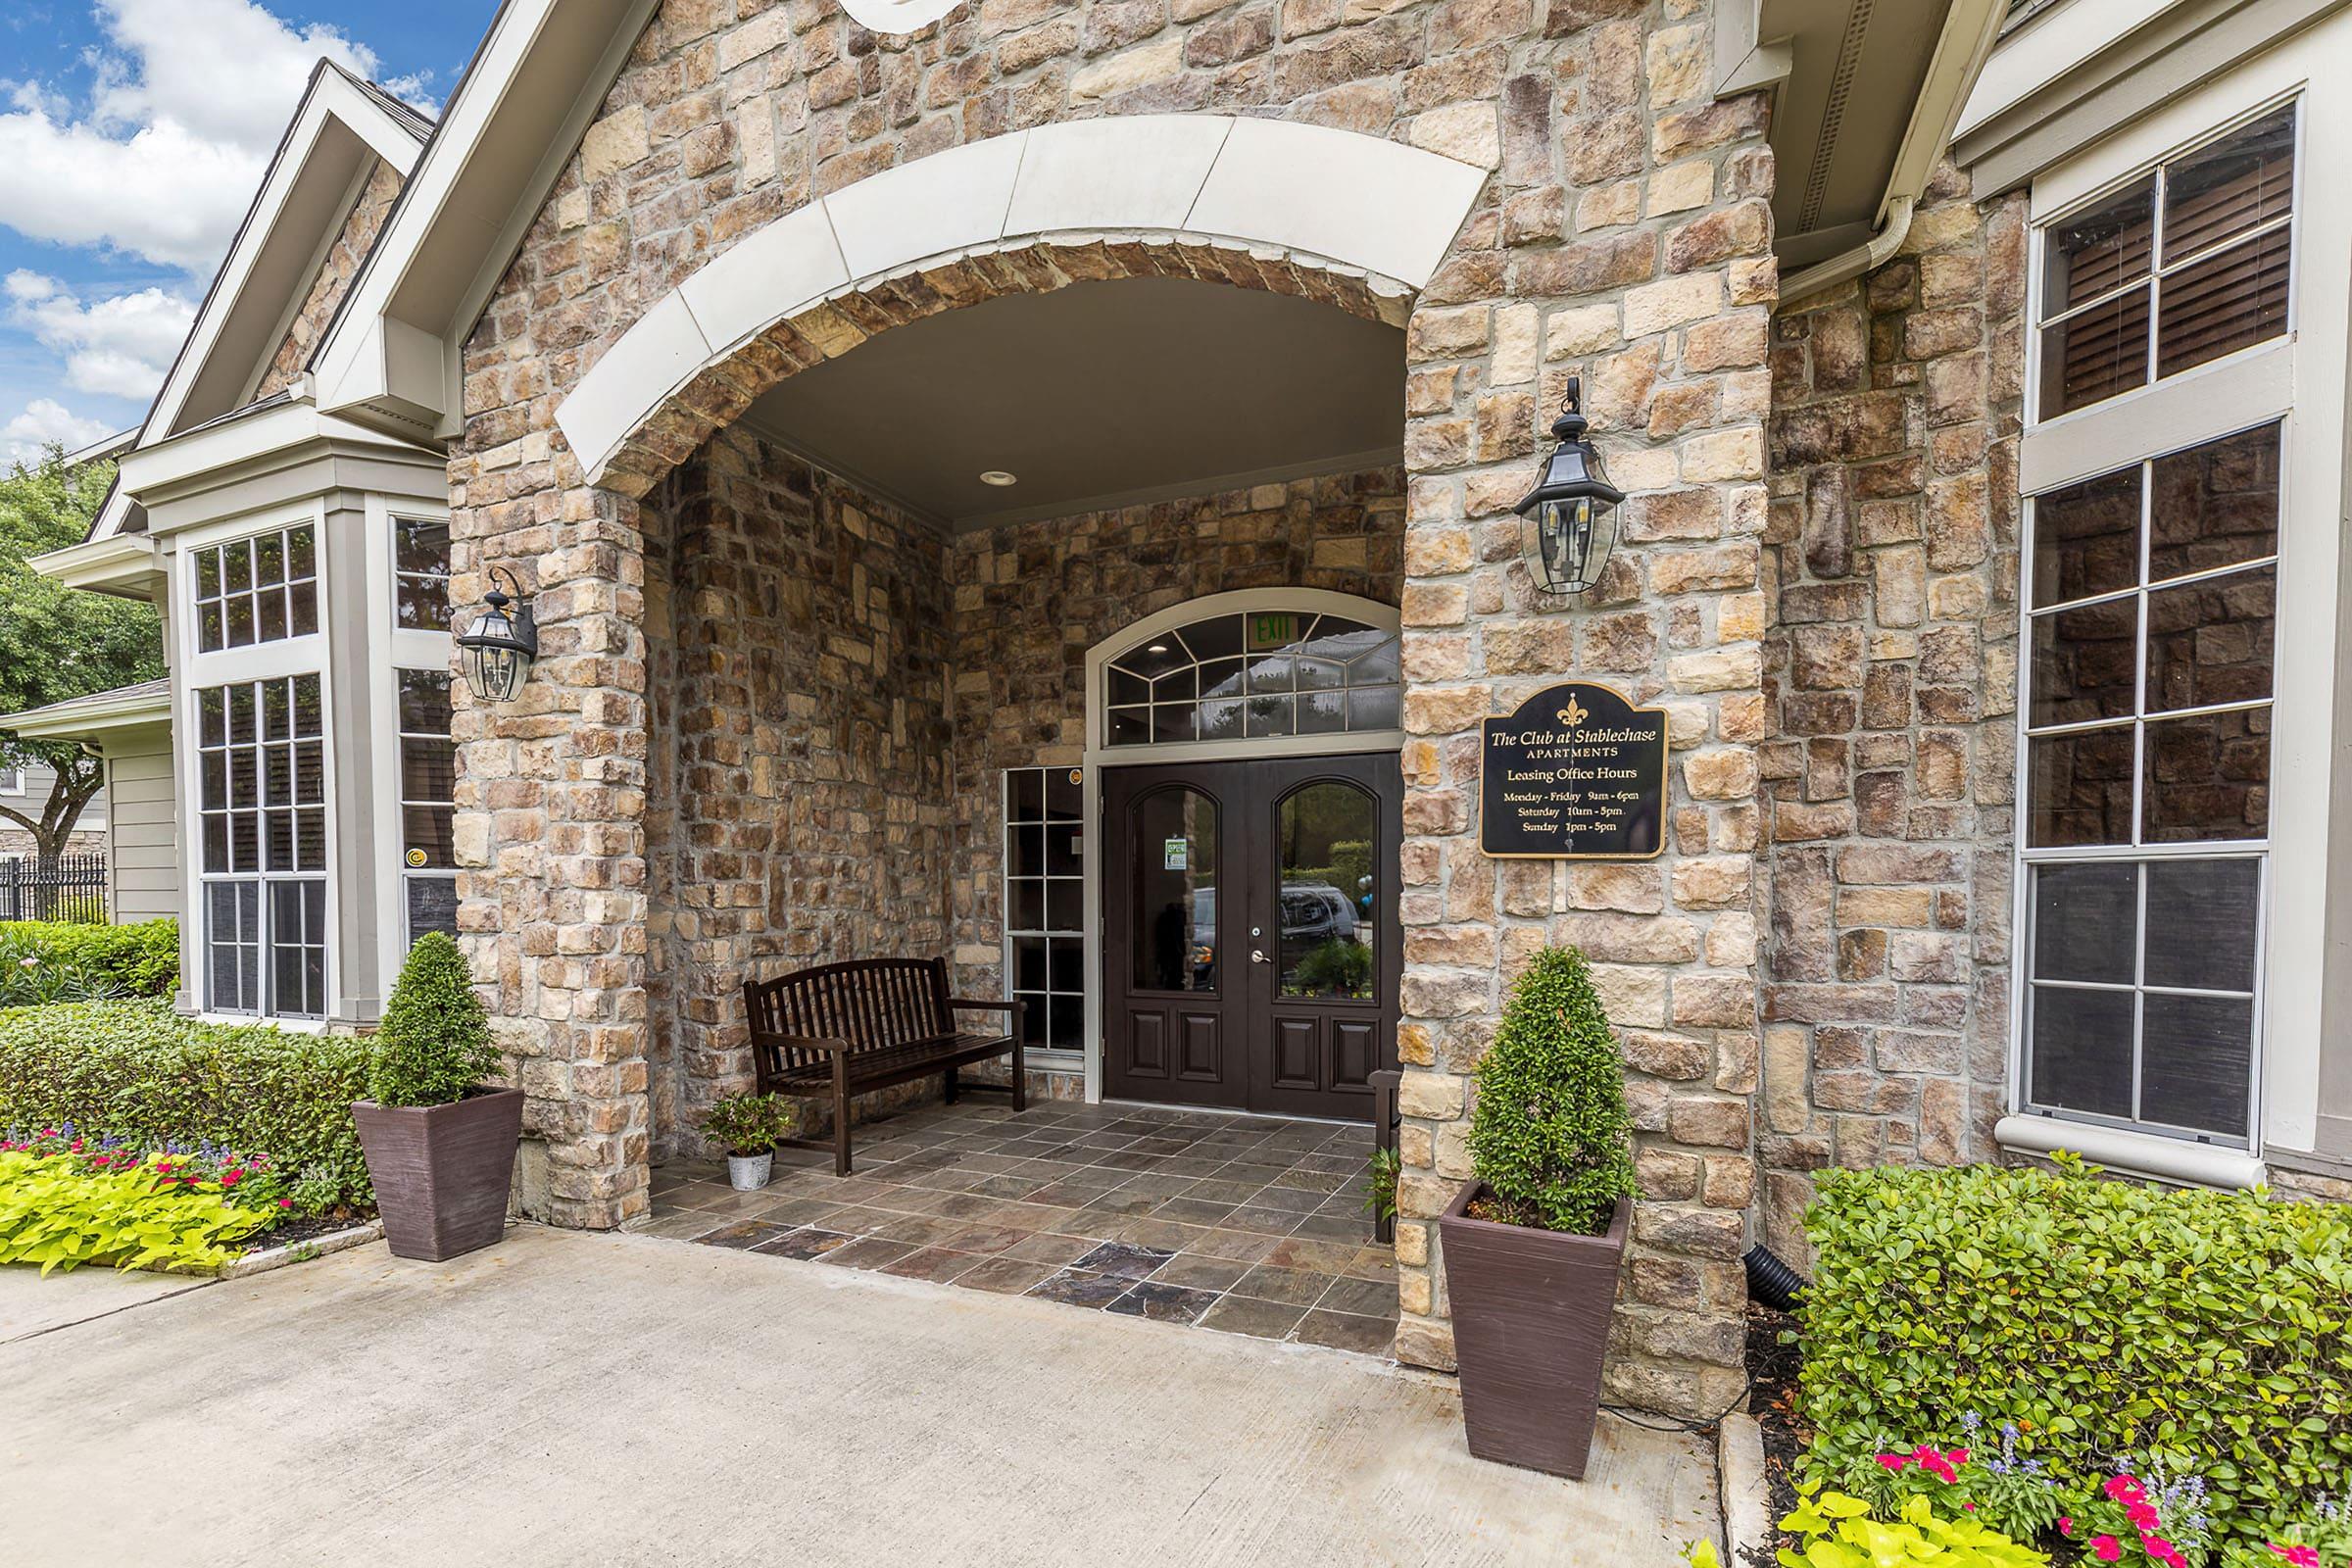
left=948, top=997, right=1021, bottom=1016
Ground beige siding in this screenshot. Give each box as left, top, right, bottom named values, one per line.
left=104, top=739, right=178, bottom=925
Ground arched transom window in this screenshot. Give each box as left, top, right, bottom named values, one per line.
left=1103, top=608, right=1400, bottom=748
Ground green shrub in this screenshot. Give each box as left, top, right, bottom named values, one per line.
left=1466, top=945, right=1635, bottom=1234
left=0, top=1000, right=372, bottom=1204
left=0, top=1149, right=277, bottom=1273
left=368, top=932, right=497, bottom=1107
left=1801, top=1158, right=2352, bottom=1550
left=0, top=918, right=178, bottom=998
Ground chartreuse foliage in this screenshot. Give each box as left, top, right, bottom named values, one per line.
left=0, top=1001, right=372, bottom=1204
left=1802, top=1158, right=2352, bottom=1551
left=1778, top=1490, right=2047, bottom=1568
left=1466, top=945, right=1635, bottom=1234
left=0, top=1150, right=275, bottom=1274
left=0, top=919, right=179, bottom=1004
left=368, top=934, right=497, bottom=1108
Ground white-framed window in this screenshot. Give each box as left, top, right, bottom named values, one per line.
left=1003, top=766, right=1085, bottom=1054
left=2017, top=98, right=2301, bottom=1150
left=398, top=668, right=458, bottom=944
left=0, top=767, right=21, bottom=796
left=196, top=673, right=327, bottom=1018
left=1102, top=608, right=1399, bottom=749
left=392, top=515, right=452, bottom=633
left=189, top=523, right=319, bottom=653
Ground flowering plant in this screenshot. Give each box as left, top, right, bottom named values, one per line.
left=2058, top=1457, right=2219, bottom=1568
left=0, top=1123, right=292, bottom=1216
left=1836, top=1414, right=2066, bottom=1545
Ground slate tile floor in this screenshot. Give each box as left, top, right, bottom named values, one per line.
left=640, top=1101, right=1397, bottom=1356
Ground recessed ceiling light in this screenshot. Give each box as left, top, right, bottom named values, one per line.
left=979, top=469, right=1018, bottom=487
left=1148, top=643, right=1170, bottom=655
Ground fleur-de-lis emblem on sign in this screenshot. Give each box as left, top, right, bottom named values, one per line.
left=1556, top=694, right=1589, bottom=728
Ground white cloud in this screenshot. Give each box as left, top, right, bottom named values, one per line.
left=7, top=270, right=195, bottom=400
left=0, top=0, right=435, bottom=271
left=2, top=397, right=114, bottom=465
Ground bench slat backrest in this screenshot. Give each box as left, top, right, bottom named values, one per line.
left=744, top=956, right=956, bottom=1077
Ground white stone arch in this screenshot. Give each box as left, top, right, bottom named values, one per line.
left=554, top=116, right=1492, bottom=486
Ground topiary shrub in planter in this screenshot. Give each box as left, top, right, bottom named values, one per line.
left=352, top=934, right=519, bottom=1262
left=702, top=1094, right=794, bottom=1191
left=1438, top=944, right=1637, bottom=1480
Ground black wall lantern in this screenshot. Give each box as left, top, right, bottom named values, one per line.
left=1514, top=375, right=1624, bottom=597
left=455, top=566, right=538, bottom=704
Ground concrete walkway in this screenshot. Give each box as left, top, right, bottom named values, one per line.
left=0, top=1225, right=1721, bottom=1566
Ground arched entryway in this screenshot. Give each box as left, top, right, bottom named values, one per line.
left=1085, top=591, right=1403, bottom=1119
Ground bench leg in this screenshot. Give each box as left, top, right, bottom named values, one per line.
left=831, top=1058, right=853, bottom=1177
left=1012, top=1040, right=1026, bottom=1112
left=944, top=1064, right=957, bottom=1105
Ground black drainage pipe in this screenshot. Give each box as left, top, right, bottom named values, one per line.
left=1744, top=1244, right=1806, bottom=1312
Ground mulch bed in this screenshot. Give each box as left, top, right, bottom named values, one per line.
left=1743, top=1300, right=1807, bottom=1563
left=240, top=1209, right=373, bottom=1253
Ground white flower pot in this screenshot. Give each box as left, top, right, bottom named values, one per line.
left=726, top=1152, right=773, bottom=1191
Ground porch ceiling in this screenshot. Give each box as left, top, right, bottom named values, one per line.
left=733, top=276, right=1404, bottom=529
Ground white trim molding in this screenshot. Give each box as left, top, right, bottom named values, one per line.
left=554, top=117, right=1490, bottom=485
left=1995, top=1112, right=2268, bottom=1190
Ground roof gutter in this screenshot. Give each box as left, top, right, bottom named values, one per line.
left=1779, top=0, right=2009, bottom=307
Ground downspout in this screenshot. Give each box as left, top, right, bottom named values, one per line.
left=1779, top=194, right=1916, bottom=304
left=1776, top=0, right=2008, bottom=308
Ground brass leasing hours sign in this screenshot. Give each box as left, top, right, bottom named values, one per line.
left=1479, top=681, right=1668, bottom=859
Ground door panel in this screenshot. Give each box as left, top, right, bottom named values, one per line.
left=1103, top=770, right=1241, bottom=1107
left=1103, top=752, right=1401, bottom=1120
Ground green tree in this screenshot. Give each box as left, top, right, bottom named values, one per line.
left=0, top=446, right=165, bottom=864
left=1467, top=946, right=1637, bottom=1234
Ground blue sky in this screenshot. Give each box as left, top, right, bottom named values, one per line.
left=0, top=0, right=494, bottom=462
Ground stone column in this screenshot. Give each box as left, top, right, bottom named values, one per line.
left=449, top=437, right=655, bottom=1231
left=1392, top=5, right=1774, bottom=1419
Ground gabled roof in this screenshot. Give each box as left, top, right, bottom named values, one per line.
left=3, top=678, right=172, bottom=742
left=86, top=60, right=432, bottom=544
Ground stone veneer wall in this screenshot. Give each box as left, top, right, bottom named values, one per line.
left=945, top=466, right=1405, bottom=1007
left=1756, top=167, right=2027, bottom=1264
left=1385, top=20, right=1775, bottom=1417
left=451, top=0, right=1788, bottom=1416
left=257, top=158, right=402, bottom=400
left=641, top=424, right=956, bottom=1157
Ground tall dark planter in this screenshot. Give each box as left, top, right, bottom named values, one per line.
left=1439, top=1182, right=1630, bottom=1480
left=353, top=1087, right=524, bottom=1261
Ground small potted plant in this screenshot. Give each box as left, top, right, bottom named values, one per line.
left=703, top=1094, right=793, bottom=1190
left=351, top=932, right=521, bottom=1262
left=1438, top=944, right=1636, bottom=1480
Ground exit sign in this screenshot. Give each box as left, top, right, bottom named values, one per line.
left=1247, top=612, right=1298, bottom=651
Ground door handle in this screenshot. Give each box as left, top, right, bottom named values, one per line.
left=1251, top=949, right=1269, bottom=963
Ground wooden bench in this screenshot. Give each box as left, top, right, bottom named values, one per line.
left=742, top=956, right=1025, bottom=1176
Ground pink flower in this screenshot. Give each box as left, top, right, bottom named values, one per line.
left=2059, top=1519, right=2075, bottom=1536
left=2106, top=1476, right=2146, bottom=1504
left=277, top=1199, right=293, bottom=1208
left=2128, top=1501, right=2161, bottom=1529
left=1875, top=1453, right=1910, bottom=1472
left=2089, top=1537, right=2122, bottom=1563
left=2270, top=1546, right=2322, bottom=1568
left=2144, top=1540, right=2183, bottom=1568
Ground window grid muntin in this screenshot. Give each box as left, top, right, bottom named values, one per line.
left=2033, top=99, right=2299, bottom=422
left=1102, top=611, right=1400, bottom=750
left=1002, top=766, right=1085, bottom=1054
left=190, top=524, right=319, bottom=654
left=196, top=673, right=327, bottom=1020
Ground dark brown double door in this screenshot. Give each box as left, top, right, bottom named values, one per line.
left=1102, top=753, right=1401, bottom=1122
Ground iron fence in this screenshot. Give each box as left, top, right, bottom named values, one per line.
left=0, top=855, right=107, bottom=922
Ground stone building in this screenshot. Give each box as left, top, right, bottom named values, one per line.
left=30, top=0, right=2352, bottom=1423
